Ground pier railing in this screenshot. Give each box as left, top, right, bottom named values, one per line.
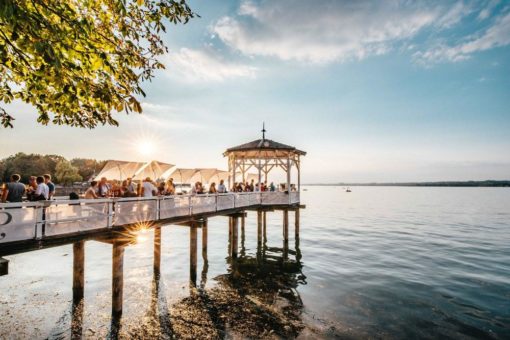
left=0, top=192, right=300, bottom=244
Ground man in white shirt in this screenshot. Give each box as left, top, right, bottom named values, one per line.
left=34, top=176, right=49, bottom=200
left=217, top=179, right=227, bottom=193
left=142, top=177, right=157, bottom=197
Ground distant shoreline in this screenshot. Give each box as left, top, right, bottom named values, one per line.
left=304, top=181, right=510, bottom=187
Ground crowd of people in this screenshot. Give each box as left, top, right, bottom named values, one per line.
left=1, top=174, right=55, bottom=203
left=230, top=179, right=280, bottom=192
left=83, top=177, right=178, bottom=199
left=1, top=172, right=296, bottom=203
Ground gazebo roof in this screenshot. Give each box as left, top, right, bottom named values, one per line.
left=224, top=138, right=306, bottom=156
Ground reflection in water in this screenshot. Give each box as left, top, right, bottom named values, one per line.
left=170, top=210, right=306, bottom=338
left=24, top=209, right=305, bottom=339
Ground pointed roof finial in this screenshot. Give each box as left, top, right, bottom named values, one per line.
left=262, top=122, right=266, bottom=140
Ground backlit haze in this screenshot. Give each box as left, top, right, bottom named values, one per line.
left=1, top=0, right=509, bottom=183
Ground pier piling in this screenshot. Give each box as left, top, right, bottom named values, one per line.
left=0, top=257, right=8, bottom=276
left=295, top=209, right=300, bottom=238
left=72, top=241, right=85, bottom=301
left=232, top=217, right=239, bottom=258
left=154, top=227, right=161, bottom=277
left=112, top=242, right=125, bottom=318
left=257, top=210, right=263, bottom=245
left=190, top=223, right=198, bottom=287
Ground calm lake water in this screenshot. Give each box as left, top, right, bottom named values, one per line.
left=1, top=186, right=509, bottom=339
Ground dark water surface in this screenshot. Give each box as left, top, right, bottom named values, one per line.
left=1, top=186, right=509, bottom=339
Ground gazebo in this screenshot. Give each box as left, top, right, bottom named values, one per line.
left=223, top=125, right=306, bottom=194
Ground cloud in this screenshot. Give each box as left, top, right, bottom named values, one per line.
left=478, top=0, right=500, bottom=20
left=211, top=0, right=470, bottom=63
left=138, top=102, right=205, bottom=130
left=414, top=12, right=510, bottom=64
left=162, top=48, right=256, bottom=82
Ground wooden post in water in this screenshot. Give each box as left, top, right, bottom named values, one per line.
left=283, top=210, right=289, bottom=260
left=73, top=241, right=85, bottom=301
left=257, top=210, right=262, bottom=245
left=283, top=210, right=289, bottom=242
left=232, top=216, right=239, bottom=258
left=112, top=242, right=125, bottom=318
left=190, top=223, right=198, bottom=287
left=202, top=219, right=208, bottom=260
left=0, top=258, right=8, bottom=276
left=263, top=211, right=267, bottom=244
left=228, top=216, right=233, bottom=257
left=201, top=219, right=209, bottom=288
left=295, top=209, right=300, bottom=239
left=71, top=241, right=85, bottom=340
left=241, top=215, right=246, bottom=256
left=154, top=227, right=161, bottom=277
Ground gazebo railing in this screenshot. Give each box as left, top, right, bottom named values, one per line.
left=0, top=192, right=299, bottom=244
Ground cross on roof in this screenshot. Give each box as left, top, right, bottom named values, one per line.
left=261, top=122, right=266, bottom=140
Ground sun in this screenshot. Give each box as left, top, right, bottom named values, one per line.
left=137, top=139, right=155, bottom=156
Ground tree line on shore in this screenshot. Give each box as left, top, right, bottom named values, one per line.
left=0, top=153, right=106, bottom=186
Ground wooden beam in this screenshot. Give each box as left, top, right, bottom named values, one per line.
left=0, top=257, right=8, bottom=276
left=153, top=227, right=161, bottom=276
left=73, top=241, right=85, bottom=301
left=112, top=242, right=125, bottom=318
left=257, top=210, right=262, bottom=245
left=190, top=224, right=197, bottom=287
left=283, top=210, right=289, bottom=242
left=232, top=217, right=238, bottom=258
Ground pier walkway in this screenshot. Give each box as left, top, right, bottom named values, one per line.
left=0, top=191, right=300, bottom=253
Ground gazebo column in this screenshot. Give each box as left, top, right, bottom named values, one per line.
left=297, top=155, right=301, bottom=192
left=230, top=155, right=236, bottom=190
left=258, top=158, right=261, bottom=188
left=287, top=155, right=291, bottom=204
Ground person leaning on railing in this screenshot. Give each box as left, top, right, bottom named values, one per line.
left=209, top=182, right=217, bottom=194
left=43, top=174, right=55, bottom=200
left=30, top=176, right=49, bottom=201
left=166, top=178, right=176, bottom=195
left=1, top=174, right=26, bottom=203
left=84, top=181, right=99, bottom=199
left=217, top=179, right=227, bottom=193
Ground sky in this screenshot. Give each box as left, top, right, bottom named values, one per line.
left=1, top=0, right=510, bottom=183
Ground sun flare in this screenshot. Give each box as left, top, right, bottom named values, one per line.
left=137, top=140, right=155, bottom=156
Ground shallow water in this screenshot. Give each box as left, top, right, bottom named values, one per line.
left=1, top=186, right=509, bottom=339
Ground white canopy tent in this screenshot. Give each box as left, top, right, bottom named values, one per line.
left=208, top=170, right=230, bottom=184
left=94, top=161, right=146, bottom=181
left=165, top=168, right=199, bottom=184
left=132, top=161, right=175, bottom=181
left=190, top=168, right=231, bottom=184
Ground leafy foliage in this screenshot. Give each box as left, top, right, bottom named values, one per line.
left=0, top=152, right=102, bottom=184
left=71, top=158, right=108, bottom=181
left=0, top=152, right=65, bottom=182
left=54, top=159, right=82, bottom=185
left=0, top=0, right=196, bottom=128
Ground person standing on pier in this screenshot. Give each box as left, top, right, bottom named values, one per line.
left=218, top=179, right=227, bottom=193
left=209, top=182, right=217, bottom=194
left=84, top=181, right=99, bottom=199
left=98, top=177, right=110, bottom=197
left=166, top=178, right=176, bottom=195
left=32, top=176, right=49, bottom=201
left=126, top=178, right=137, bottom=196
left=141, top=177, right=157, bottom=197
left=43, top=174, right=55, bottom=200
left=1, top=174, right=25, bottom=203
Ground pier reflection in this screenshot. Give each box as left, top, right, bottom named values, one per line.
left=64, top=209, right=305, bottom=339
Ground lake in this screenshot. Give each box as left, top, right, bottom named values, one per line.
left=1, top=186, right=509, bottom=338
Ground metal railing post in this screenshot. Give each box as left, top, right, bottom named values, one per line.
left=107, top=200, right=114, bottom=228
left=156, top=197, right=161, bottom=220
